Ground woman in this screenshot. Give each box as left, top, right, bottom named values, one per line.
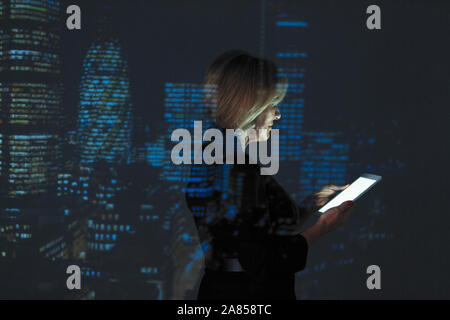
left=185, top=50, right=354, bottom=300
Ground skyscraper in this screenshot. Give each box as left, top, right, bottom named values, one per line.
left=162, top=83, right=215, bottom=182
left=267, top=2, right=308, bottom=162
left=0, top=0, right=63, bottom=201
left=76, top=38, right=133, bottom=173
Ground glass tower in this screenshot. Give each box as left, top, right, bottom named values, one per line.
left=0, top=0, right=63, bottom=201
left=76, top=39, right=133, bottom=173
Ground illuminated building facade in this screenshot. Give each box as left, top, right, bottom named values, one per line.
left=82, top=162, right=171, bottom=299
left=0, top=197, right=68, bottom=261
left=0, top=0, right=64, bottom=263
left=87, top=211, right=132, bottom=253
left=267, top=3, right=308, bottom=162
left=130, top=134, right=165, bottom=168
left=263, top=1, right=359, bottom=298
left=162, top=83, right=215, bottom=182
left=298, top=131, right=349, bottom=202
left=86, top=164, right=138, bottom=257
left=0, top=0, right=63, bottom=200
left=38, top=234, right=67, bottom=261
left=56, top=172, right=90, bottom=201
left=146, top=135, right=165, bottom=167
left=76, top=39, right=133, bottom=172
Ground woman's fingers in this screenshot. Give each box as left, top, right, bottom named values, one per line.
left=316, top=189, right=334, bottom=197
left=314, top=184, right=350, bottom=208
left=330, top=184, right=349, bottom=191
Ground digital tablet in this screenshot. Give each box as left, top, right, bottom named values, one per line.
left=318, top=173, right=382, bottom=214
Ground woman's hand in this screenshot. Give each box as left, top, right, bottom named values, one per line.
left=300, top=200, right=355, bottom=246
left=317, top=200, right=355, bottom=233
left=313, top=184, right=349, bottom=207
left=274, top=184, right=351, bottom=237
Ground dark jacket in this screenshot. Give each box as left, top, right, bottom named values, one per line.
left=185, top=130, right=314, bottom=300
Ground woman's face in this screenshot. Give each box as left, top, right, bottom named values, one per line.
left=251, top=103, right=281, bottom=142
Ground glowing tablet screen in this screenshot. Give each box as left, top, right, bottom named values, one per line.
left=318, top=174, right=382, bottom=213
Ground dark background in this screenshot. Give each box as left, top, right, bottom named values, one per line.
left=59, top=0, right=449, bottom=298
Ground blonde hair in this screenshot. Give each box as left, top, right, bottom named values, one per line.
left=204, top=50, right=287, bottom=130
